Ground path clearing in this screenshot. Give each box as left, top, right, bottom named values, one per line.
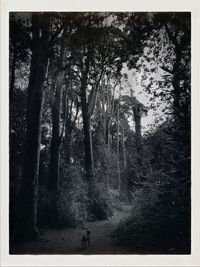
left=11, top=205, right=132, bottom=254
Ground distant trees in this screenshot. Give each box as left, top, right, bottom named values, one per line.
left=68, top=14, right=103, bottom=178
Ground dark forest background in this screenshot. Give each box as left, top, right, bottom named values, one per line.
left=9, top=12, right=191, bottom=254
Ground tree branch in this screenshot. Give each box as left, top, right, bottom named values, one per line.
left=49, top=24, right=64, bottom=47
left=160, top=65, right=174, bottom=75
left=89, top=65, right=105, bottom=116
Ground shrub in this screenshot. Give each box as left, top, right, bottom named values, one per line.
left=114, top=172, right=191, bottom=254
left=86, top=169, right=113, bottom=221
left=38, top=163, right=89, bottom=228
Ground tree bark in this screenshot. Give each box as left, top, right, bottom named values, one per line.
left=105, top=120, right=111, bottom=145
left=133, top=107, right=142, bottom=154
left=65, top=128, right=72, bottom=164
left=10, top=46, right=17, bottom=93
left=121, top=124, right=127, bottom=170
left=79, top=51, right=94, bottom=178
left=17, top=14, right=50, bottom=241
left=64, top=101, right=73, bottom=164
left=81, top=80, right=94, bottom=178
left=48, top=27, right=67, bottom=191
left=48, top=72, right=64, bottom=191
left=105, top=80, right=116, bottom=146
left=120, top=122, right=129, bottom=197
left=64, top=100, right=79, bottom=164
left=116, top=103, right=120, bottom=190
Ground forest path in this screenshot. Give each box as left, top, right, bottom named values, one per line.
left=11, top=205, right=132, bottom=254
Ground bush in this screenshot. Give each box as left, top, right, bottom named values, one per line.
left=38, top=161, right=120, bottom=227
left=86, top=168, right=114, bottom=221
left=38, top=163, right=89, bottom=228
left=114, top=173, right=191, bottom=254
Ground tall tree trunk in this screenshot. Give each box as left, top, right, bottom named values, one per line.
left=64, top=99, right=79, bottom=164
left=48, top=72, right=64, bottom=191
left=65, top=125, right=72, bottom=164
left=10, top=46, right=17, bottom=93
left=105, top=81, right=116, bottom=147
left=121, top=123, right=129, bottom=197
left=105, top=120, right=111, bottom=145
left=121, top=124, right=127, bottom=170
left=17, top=14, right=50, bottom=241
left=172, top=48, right=182, bottom=123
left=81, top=80, right=94, bottom=178
left=80, top=51, right=94, bottom=178
left=48, top=27, right=67, bottom=191
left=116, top=104, right=120, bottom=190
left=133, top=107, right=142, bottom=154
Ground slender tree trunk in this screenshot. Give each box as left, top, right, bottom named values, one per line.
left=116, top=104, right=120, bottom=190
left=48, top=73, right=64, bottom=191
left=64, top=99, right=79, bottom=164
left=79, top=51, right=94, bottom=178
left=133, top=108, right=142, bottom=154
left=65, top=126, right=72, bottom=164
left=105, top=82, right=116, bottom=147
left=17, top=14, right=50, bottom=241
left=81, top=80, right=94, bottom=178
left=64, top=114, right=73, bottom=165
left=121, top=124, right=127, bottom=170
left=121, top=123, right=129, bottom=197
left=10, top=47, right=17, bottom=93
left=172, top=48, right=182, bottom=123
left=48, top=27, right=67, bottom=191
left=105, top=119, right=110, bottom=145
left=49, top=113, right=61, bottom=191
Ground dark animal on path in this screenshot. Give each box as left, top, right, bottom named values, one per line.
left=81, top=230, right=91, bottom=249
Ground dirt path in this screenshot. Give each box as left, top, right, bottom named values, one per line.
left=11, top=205, right=132, bottom=254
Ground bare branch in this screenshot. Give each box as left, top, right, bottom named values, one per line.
left=160, top=65, right=174, bottom=75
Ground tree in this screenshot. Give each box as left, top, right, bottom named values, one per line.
left=116, top=98, right=120, bottom=189
left=70, top=13, right=124, bottom=178
left=16, top=13, right=50, bottom=240
left=63, top=82, right=80, bottom=164
left=121, top=95, right=147, bottom=152
left=137, top=12, right=191, bottom=174
left=48, top=24, right=71, bottom=192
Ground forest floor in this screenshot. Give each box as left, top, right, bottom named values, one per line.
left=11, top=204, right=132, bottom=254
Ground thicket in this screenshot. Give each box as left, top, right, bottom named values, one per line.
left=114, top=119, right=191, bottom=253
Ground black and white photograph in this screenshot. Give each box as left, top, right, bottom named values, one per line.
left=8, top=11, right=192, bottom=255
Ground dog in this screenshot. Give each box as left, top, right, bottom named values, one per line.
left=81, top=230, right=91, bottom=249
